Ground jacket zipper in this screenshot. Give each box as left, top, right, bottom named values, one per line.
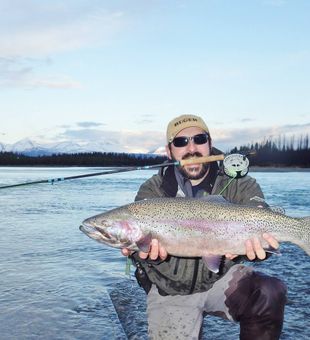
left=173, top=258, right=180, bottom=275
left=189, top=258, right=199, bottom=294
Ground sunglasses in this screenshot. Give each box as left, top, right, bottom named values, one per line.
left=171, top=133, right=209, bottom=148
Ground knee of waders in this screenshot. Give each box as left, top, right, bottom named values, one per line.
left=245, top=273, right=287, bottom=319
left=225, top=272, right=287, bottom=321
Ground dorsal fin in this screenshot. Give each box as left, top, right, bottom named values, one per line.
left=269, top=205, right=286, bottom=214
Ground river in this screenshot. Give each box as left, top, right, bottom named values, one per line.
left=0, top=167, right=309, bottom=339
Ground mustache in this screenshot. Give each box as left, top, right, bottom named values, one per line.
left=181, top=152, right=203, bottom=160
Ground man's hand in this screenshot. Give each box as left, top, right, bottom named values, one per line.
left=226, top=233, right=279, bottom=261
left=121, top=239, right=168, bottom=261
left=121, top=248, right=133, bottom=257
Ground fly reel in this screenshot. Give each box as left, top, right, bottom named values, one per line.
left=223, top=153, right=249, bottom=178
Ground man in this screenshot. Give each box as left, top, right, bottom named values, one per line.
left=122, top=114, right=287, bottom=340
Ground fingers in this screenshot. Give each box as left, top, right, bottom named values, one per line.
left=138, top=239, right=168, bottom=261
left=138, top=250, right=149, bottom=260
left=158, top=243, right=168, bottom=260
left=245, top=239, right=256, bottom=260
left=245, top=234, right=279, bottom=261
left=225, top=253, right=238, bottom=260
left=253, top=237, right=266, bottom=260
left=263, top=233, right=279, bottom=249
left=139, top=239, right=159, bottom=260
left=245, top=238, right=266, bottom=260
left=121, top=248, right=132, bottom=257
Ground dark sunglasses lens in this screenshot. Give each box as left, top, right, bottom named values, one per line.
left=172, top=137, right=188, bottom=147
left=194, top=134, right=209, bottom=144
left=172, top=133, right=209, bottom=147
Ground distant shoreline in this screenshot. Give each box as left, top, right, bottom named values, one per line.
left=250, top=166, right=310, bottom=172
left=0, top=165, right=309, bottom=172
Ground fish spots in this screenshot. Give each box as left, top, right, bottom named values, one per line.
left=82, top=197, right=310, bottom=257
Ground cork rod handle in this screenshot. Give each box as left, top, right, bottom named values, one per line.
left=180, top=154, right=225, bottom=166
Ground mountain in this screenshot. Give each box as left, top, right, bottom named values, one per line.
left=0, top=139, right=106, bottom=156
left=4, top=138, right=54, bottom=156
left=149, top=146, right=166, bottom=155
left=0, top=138, right=163, bottom=156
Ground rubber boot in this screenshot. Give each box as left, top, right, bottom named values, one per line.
left=226, top=271, right=287, bottom=340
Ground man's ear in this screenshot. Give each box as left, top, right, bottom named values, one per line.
left=165, top=144, right=172, bottom=160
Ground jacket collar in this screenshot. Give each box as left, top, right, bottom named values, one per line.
left=160, top=160, right=219, bottom=197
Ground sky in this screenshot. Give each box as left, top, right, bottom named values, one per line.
left=0, top=0, right=309, bottom=153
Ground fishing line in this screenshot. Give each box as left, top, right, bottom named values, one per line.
left=0, top=154, right=224, bottom=190
left=125, top=257, right=132, bottom=276
left=218, top=175, right=237, bottom=195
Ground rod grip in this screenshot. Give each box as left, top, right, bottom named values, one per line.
left=180, top=154, right=224, bottom=166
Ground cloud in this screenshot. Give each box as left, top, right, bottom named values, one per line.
left=212, top=123, right=310, bottom=152
left=0, top=1, right=125, bottom=58
left=281, top=122, right=310, bottom=130
left=27, top=76, right=82, bottom=89
left=0, top=57, right=32, bottom=85
left=240, top=118, right=256, bottom=123
left=57, top=128, right=165, bottom=153
left=135, top=114, right=155, bottom=125
left=0, top=57, right=81, bottom=89
left=57, top=124, right=71, bottom=129
left=0, top=1, right=125, bottom=89
left=76, top=122, right=106, bottom=128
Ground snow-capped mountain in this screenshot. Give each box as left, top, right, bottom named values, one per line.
left=149, top=146, right=166, bottom=155
left=46, top=141, right=105, bottom=154
left=0, top=138, right=163, bottom=156
left=5, top=138, right=49, bottom=155
left=1, top=139, right=109, bottom=156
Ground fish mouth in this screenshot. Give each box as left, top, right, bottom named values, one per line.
left=79, top=220, right=131, bottom=248
left=79, top=220, right=113, bottom=243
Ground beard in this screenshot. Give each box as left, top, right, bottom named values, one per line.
left=172, top=152, right=210, bottom=180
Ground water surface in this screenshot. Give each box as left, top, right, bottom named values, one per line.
left=0, top=167, right=309, bottom=339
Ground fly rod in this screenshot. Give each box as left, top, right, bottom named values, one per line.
left=0, top=154, right=224, bottom=190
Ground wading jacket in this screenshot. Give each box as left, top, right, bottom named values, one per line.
left=131, top=160, right=267, bottom=296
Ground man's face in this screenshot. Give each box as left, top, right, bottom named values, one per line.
left=166, top=126, right=211, bottom=180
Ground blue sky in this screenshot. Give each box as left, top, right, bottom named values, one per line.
left=0, top=0, right=309, bottom=153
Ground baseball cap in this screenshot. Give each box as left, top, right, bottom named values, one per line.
left=166, top=114, right=210, bottom=144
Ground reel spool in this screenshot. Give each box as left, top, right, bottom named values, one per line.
left=223, top=153, right=249, bottom=178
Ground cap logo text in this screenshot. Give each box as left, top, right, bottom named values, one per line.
left=174, top=118, right=198, bottom=127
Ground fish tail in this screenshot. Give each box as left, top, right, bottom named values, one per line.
left=299, top=216, right=310, bottom=255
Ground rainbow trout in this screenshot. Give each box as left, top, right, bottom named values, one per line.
left=80, top=197, right=310, bottom=273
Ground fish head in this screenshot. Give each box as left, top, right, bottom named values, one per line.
left=79, top=207, right=142, bottom=250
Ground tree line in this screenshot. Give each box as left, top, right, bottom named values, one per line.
left=0, top=152, right=167, bottom=167
left=0, top=134, right=309, bottom=167
left=230, top=134, right=310, bottom=167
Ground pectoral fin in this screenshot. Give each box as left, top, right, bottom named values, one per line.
left=202, top=255, right=222, bottom=273
left=136, top=233, right=152, bottom=253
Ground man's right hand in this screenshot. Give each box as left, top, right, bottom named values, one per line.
left=121, top=239, right=168, bottom=261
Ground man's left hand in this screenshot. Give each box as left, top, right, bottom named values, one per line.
left=226, top=233, right=279, bottom=261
